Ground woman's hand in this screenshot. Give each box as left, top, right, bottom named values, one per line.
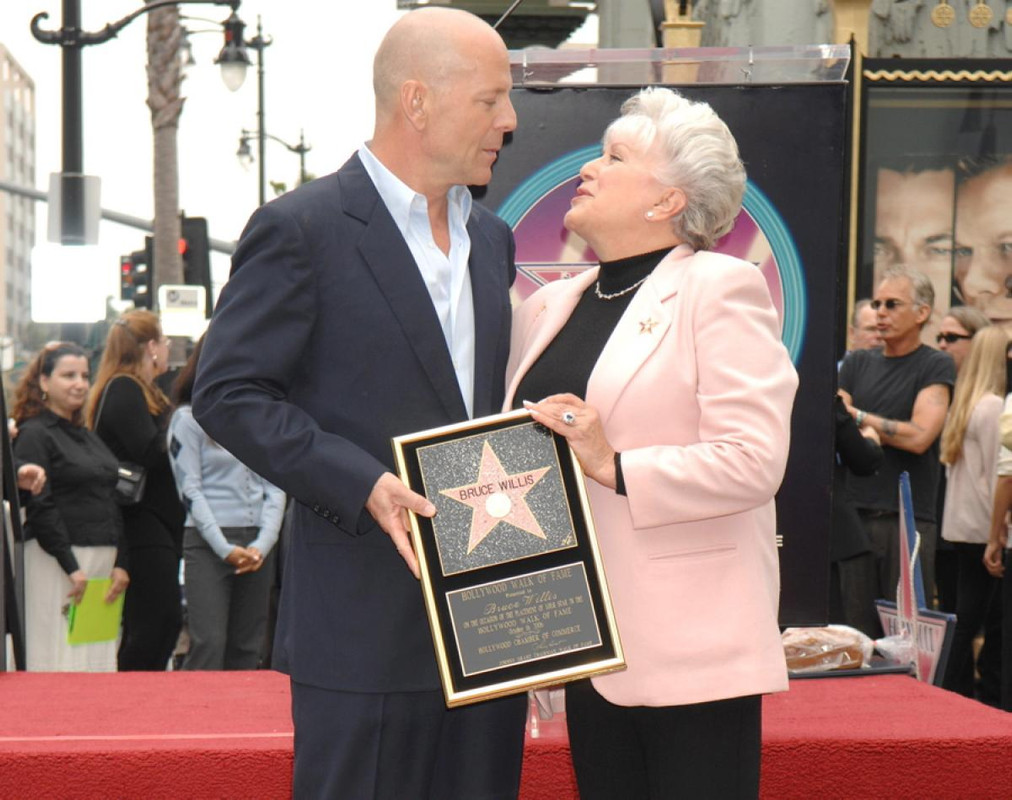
left=66, top=569, right=88, bottom=604
left=237, top=546, right=264, bottom=575
left=984, top=536, right=1006, bottom=579
left=106, top=567, right=130, bottom=602
left=17, top=463, right=46, bottom=495
left=523, top=394, right=617, bottom=489
left=225, top=546, right=262, bottom=575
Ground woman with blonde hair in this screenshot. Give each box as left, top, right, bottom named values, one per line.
left=940, top=324, right=1008, bottom=704
left=88, top=310, right=185, bottom=671
left=13, top=342, right=128, bottom=671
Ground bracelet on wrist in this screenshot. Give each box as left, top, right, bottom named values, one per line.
left=856, top=410, right=867, bottom=426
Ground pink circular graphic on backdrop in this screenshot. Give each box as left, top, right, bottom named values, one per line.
left=510, top=176, right=783, bottom=322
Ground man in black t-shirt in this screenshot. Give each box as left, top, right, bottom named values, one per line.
left=839, top=266, right=955, bottom=633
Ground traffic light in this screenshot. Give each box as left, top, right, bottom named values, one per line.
left=179, top=215, right=212, bottom=317
left=120, top=253, right=138, bottom=302
left=119, top=240, right=153, bottom=309
left=135, top=237, right=154, bottom=309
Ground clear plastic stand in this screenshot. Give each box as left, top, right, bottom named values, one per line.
left=511, top=44, right=851, bottom=87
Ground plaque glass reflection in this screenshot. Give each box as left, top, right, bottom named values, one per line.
left=392, top=409, right=625, bottom=707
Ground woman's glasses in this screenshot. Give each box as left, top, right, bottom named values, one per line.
left=936, top=332, right=972, bottom=345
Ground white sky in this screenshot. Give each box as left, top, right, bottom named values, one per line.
left=1, top=1, right=405, bottom=310
left=1, top=2, right=597, bottom=321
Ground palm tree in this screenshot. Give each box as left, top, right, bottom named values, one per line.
left=145, top=2, right=184, bottom=296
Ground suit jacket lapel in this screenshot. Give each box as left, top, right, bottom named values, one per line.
left=588, top=245, right=693, bottom=425
left=342, top=156, right=468, bottom=421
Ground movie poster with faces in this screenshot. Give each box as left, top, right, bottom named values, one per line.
left=477, top=82, right=848, bottom=626
left=860, top=59, right=1012, bottom=344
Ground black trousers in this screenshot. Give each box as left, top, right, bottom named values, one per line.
left=118, top=543, right=182, bottom=671
left=943, top=542, right=1002, bottom=704
left=565, top=679, right=762, bottom=800
left=1002, top=549, right=1012, bottom=712
left=290, top=680, right=528, bottom=800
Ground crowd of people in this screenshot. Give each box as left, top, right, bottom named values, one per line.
left=12, top=311, right=282, bottom=674
left=837, top=271, right=1011, bottom=710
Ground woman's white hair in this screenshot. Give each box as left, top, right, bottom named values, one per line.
left=605, top=87, right=745, bottom=251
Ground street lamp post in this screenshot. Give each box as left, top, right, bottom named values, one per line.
left=185, top=13, right=310, bottom=204
left=237, top=128, right=311, bottom=202
left=30, top=0, right=243, bottom=245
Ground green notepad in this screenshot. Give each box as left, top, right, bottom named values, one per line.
left=66, top=579, right=124, bottom=645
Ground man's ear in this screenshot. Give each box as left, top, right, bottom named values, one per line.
left=401, top=81, right=427, bottom=130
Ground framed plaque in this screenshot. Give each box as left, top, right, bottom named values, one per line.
left=392, top=409, right=625, bottom=707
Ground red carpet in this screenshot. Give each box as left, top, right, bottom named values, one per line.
left=0, top=672, right=1009, bottom=798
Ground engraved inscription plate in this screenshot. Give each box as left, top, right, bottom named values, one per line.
left=447, top=563, right=602, bottom=677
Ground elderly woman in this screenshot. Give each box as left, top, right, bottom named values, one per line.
left=507, top=88, right=798, bottom=797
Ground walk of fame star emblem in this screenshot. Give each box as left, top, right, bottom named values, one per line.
left=440, top=441, right=551, bottom=554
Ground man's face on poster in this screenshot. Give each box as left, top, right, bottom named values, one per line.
left=954, top=161, right=1012, bottom=328
left=873, top=167, right=955, bottom=282
left=873, top=166, right=955, bottom=347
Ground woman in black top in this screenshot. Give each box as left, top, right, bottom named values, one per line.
left=13, top=342, right=128, bottom=671
left=88, top=310, right=185, bottom=671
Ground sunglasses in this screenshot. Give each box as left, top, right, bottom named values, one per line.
left=936, top=332, right=972, bottom=345
left=870, top=299, right=914, bottom=311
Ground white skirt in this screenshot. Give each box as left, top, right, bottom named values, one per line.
left=24, top=538, right=119, bottom=672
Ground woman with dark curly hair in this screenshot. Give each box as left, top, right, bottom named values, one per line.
left=88, top=310, right=185, bottom=671
left=13, top=342, right=128, bottom=671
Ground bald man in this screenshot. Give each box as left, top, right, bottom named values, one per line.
left=193, top=9, right=523, bottom=798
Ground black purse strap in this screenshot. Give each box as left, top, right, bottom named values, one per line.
left=93, top=381, right=111, bottom=430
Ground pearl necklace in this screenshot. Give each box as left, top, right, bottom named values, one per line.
left=594, top=276, right=647, bottom=300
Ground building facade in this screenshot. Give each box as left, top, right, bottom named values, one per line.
left=0, top=43, right=35, bottom=361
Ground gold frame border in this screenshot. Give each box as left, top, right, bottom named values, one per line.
left=392, top=408, right=625, bottom=708
left=863, top=68, right=1012, bottom=83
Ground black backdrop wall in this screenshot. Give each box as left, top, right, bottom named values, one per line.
left=478, top=83, right=849, bottom=625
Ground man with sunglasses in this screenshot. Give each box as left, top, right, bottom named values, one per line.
left=839, top=266, right=956, bottom=632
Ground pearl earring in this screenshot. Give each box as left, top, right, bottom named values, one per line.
left=645, top=210, right=655, bottom=219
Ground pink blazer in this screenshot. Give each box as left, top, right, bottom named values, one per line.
left=504, top=244, right=798, bottom=707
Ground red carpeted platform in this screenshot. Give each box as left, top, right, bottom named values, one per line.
left=0, top=672, right=1009, bottom=798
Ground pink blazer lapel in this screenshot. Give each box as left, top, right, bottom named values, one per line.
left=588, top=245, right=693, bottom=425
left=505, top=269, right=597, bottom=405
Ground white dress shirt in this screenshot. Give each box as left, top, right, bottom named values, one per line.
left=358, top=144, right=476, bottom=417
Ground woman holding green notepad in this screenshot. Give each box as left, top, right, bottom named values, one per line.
left=12, top=342, right=129, bottom=671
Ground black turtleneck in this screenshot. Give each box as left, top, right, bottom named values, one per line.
left=512, top=247, right=670, bottom=408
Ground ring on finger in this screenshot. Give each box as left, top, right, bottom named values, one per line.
left=562, top=411, right=576, bottom=426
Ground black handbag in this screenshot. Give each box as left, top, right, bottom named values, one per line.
left=95, top=382, right=148, bottom=506
left=114, top=462, right=147, bottom=506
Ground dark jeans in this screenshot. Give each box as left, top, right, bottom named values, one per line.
left=565, top=679, right=761, bottom=799
left=858, top=510, right=937, bottom=616
left=834, top=551, right=881, bottom=638
left=943, top=542, right=1002, bottom=704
